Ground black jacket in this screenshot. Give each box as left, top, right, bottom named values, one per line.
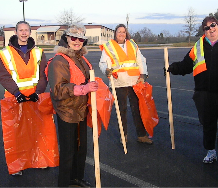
left=169, top=38, right=218, bottom=93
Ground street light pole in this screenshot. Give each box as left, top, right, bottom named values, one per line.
left=126, top=14, right=129, bottom=30
left=19, top=0, right=28, bottom=21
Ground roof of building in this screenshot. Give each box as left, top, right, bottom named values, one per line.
left=3, top=24, right=114, bottom=32
left=36, top=26, right=60, bottom=32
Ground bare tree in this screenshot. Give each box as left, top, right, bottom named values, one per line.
left=176, top=30, right=186, bottom=38
left=56, top=8, right=84, bottom=25
left=184, top=7, right=197, bottom=44
left=0, top=26, right=4, bottom=36
left=158, top=30, right=172, bottom=43
left=160, top=30, right=171, bottom=38
left=139, top=27, right=155, bottom=42
left=132, top=32, right=141, bottom=42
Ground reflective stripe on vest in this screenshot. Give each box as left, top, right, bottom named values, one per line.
left=191, top=35, right=207, bottom=76
left=100, top=39, right=140, bottom=76
left=0, top=46, right=42, bottom=90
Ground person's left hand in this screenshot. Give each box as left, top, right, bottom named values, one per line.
left=27, top=93, right=39, bottom=102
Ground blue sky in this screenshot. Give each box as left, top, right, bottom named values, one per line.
left=1, top=0, right=217, bottom=35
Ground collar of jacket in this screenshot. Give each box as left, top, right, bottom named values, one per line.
left=8, top=35, right=35, bottom=52
left=54, top=45, right=88, bottom=58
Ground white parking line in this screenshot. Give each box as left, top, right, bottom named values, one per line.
left=153, top=85, right=194, bottom=92
left=86, top=157, right=158, bottom=187
left=157, top=111, right=199, bottom=121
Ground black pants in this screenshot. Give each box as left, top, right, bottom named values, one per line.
left=115, top=86, right=147, bottom=137
left=193, top=91, right=218, bottom=150
left=57, top=115, right=87, bottom=187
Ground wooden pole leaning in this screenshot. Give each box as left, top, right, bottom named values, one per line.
left=108, top=66, right=127, bottom=154
left=164, top=47, right=175, bottom=150
left=89, top=69, right=101, bottom=188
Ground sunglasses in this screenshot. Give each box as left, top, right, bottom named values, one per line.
left=70, top=36, right=85, bottom=42
left=204, top=22, right=217, bottom=31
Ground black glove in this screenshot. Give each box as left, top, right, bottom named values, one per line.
left=28, top=93, right=39, bottom=102
left=15, top=92, right=27, bottom=103
left=167, top=64, right=174, bottom=73
left=105, top=68, right=114, bottom=77
left=164, top=64, right=174, bottom=76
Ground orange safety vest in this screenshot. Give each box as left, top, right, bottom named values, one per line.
left=100, top=39, right=140, bottom=76
left=189, top=35, right=207, bottom=76
left=46, top=53, right=114, bottom=136
left=0, top=46, right=42, bottom=97
left=45, top=53, right=92, bottom=85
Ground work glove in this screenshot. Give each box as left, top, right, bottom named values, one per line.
left=163, top=65, right=174, bottom=76
left=105, top=68, right=114, bottom=77
left=163, top=67, right=167, bottom=76
left=15, top=92, right=27, bottom=103
left=74, top=81, right=98, bottom=96
left=136, top=74, right=148, bottom=84
left=105, top=68, right=118, bottom=79
left=28, top=93, right=39, bottom=102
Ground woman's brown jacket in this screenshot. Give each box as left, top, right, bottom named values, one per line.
left=47, top=45, right=91, bottom=123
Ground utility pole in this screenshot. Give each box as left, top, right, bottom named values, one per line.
left=19, top=0, right=28, bottom=21
left=126, top=14, right=129, bottom=30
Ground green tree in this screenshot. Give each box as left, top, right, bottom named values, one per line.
left=195, top=25, right=203, bottom=37
left=213, top=9, right=218, bottom=19
left=196, top=9, right=218, bottom=37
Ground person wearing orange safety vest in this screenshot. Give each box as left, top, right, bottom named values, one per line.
left=46, top=23, right=98, bottom=187
left=0, top=21, right=48, bottom=102
left=166, top=16, right=218, bottom=164
left=0, top=21, right=48, bottom=176
left=99, top=24, right=153, bottom=144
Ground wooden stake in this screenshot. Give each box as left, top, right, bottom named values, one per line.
left=107, top=66, right=127, bottom=154
left=89, top=69, right=101, bottom=188
left=164, top=47, right=175, bottom=150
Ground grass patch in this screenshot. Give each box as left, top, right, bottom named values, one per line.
left=38, top=45, right=55, bottom=48
left=172, top=42, right=195, bottom=47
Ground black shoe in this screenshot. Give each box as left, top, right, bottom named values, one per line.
left=70, top=179, right=91, bottom=187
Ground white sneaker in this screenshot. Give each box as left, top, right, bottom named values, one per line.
left=11, top=171, right=22, bottom=176
left=203, top=149, right=217, bottom=163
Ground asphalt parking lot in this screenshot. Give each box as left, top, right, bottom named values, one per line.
left=1, top=47, right=218, bottom=187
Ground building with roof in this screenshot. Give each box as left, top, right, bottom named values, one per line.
left=0, top=36, right=4, bottom=47
left=3, top=24, right=114, bottom=46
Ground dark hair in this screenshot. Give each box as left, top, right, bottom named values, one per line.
left=202, top=16, right=218, bottom=31
left=15, top=21, right=31, bottom=32
left=114, top=24, right=131, bottom=41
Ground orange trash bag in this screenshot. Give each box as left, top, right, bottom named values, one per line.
left=0, top=92, right=59, bottom=174
left=133, top=82, right=159, bottom=137
left=87, top=77, right=114, bottom=136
